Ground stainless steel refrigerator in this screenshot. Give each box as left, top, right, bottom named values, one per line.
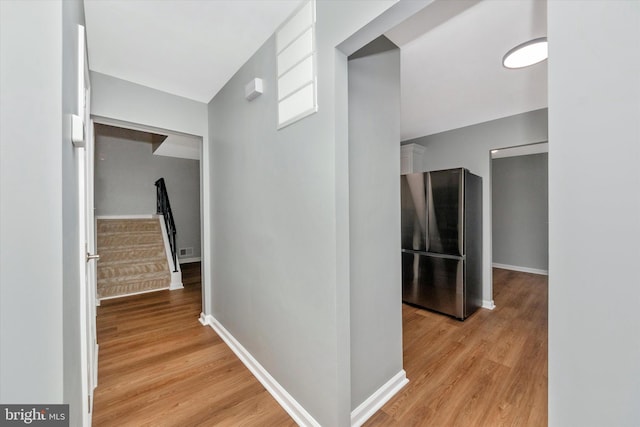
left=401, top=168, right=482, bottom=320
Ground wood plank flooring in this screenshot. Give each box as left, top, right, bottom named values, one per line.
left=364, top=268, right=548, bottom=427
left=92, top=262, right=296, bottom=427
left=92, top=265, right=547, bottom=426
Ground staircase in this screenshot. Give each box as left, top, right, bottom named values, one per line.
left=97, top=218, right=171, bottom=299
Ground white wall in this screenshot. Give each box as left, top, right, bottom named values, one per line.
left=403, top=108, right=548, bottom=306
left=0, top=1, right=86, bottom=423
left=347, top=37, right=404, bottom=411
left=94, top=135, right=201, bottom=259
left=548, top=2, right=640, bottom=426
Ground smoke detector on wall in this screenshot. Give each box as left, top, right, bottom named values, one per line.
left=245, top=78, right=264, bottom=101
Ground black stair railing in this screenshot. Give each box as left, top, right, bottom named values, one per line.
left=155, top=178, right=178, bottom=272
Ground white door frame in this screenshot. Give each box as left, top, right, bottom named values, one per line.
left=86, top=115, right=99, bottom=400
left=76, top=23, right=98, bottom=425
left=77, top=115, right=98, bottom=427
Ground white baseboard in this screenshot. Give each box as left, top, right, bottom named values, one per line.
left=198, top=312, right=207, bottom=326
left=157, top=214, right=183, bottom=290
left=99, top=286, right=169, bottom=301
left=179, top=257, right=201, bottom=264
left=492, top=263, right=548, bottom=276
left=202, top=314, right=321, bottom=427
left=351, top=370, right=408, bottom=427
left=169, top=263, right=183, bottom=290
left=482, top=300, right=496, bottom=310
left=95, top=214, right=155, bottom=219
left=169, top=279, right=183, bottom=290
left=94, top=343, right=99, bottom=388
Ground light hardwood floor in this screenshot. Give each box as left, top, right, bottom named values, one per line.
left=92, top=265, right=547, bottom=426
left=92, top=262, right=296, bottom=427
left=365, top=268, right=548, bottom=427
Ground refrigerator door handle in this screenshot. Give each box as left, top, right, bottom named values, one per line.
left=458, top=171, right=465, bottom=256
left=425, top=172, right=430, bottom=252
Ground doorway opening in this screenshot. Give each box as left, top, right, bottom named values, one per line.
left=92, top=122, right=203, bottom=302
left=491, top=142, right=549, bottom=275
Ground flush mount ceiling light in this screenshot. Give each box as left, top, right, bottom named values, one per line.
left=503, top=37, right=548, bottom=69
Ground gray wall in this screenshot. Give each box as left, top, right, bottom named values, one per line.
left=207, top=2, right=400, bottom=425
left=348, top=37, right=403, bottom=410
left=91, top=71, right=208, bottom=137
left=404, top=108, right=548, bottom=305
left=0, top=0, right=64, bottom=404
left=548, top=2, right=640, bottom=426
left=492, top=153, right=548, bottom=272
left=95, top=135, right=201, bottom=260
left=0, top=0, right=86, bottom=423
left=208, top=32, right=342, bottom=427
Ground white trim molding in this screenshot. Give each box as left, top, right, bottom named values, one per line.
left=93, top=343, right=99, bottom=388
left=350, top=370, right=409, bottom=427
left=202, top=314, right=322, bottom=427
left=490, top=141, right=548, bottom=159
left=492, top=263, right=548, bottom=276
left=158, top=214, right=183, bottom=289
left=198, top=312, right=207, bottom=326
left=179, top=257, right=201, bottom=264
left=482, top=300, right=496, bottom=310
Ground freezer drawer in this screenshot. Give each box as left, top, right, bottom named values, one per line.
left=402, top=251, right=464, bottom=319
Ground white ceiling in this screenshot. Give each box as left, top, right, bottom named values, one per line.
left=84, top=0, right=303, bottom=103
left=386, top=0, right=547, bottom=140
left=84, top=0, right=547, bottom=140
